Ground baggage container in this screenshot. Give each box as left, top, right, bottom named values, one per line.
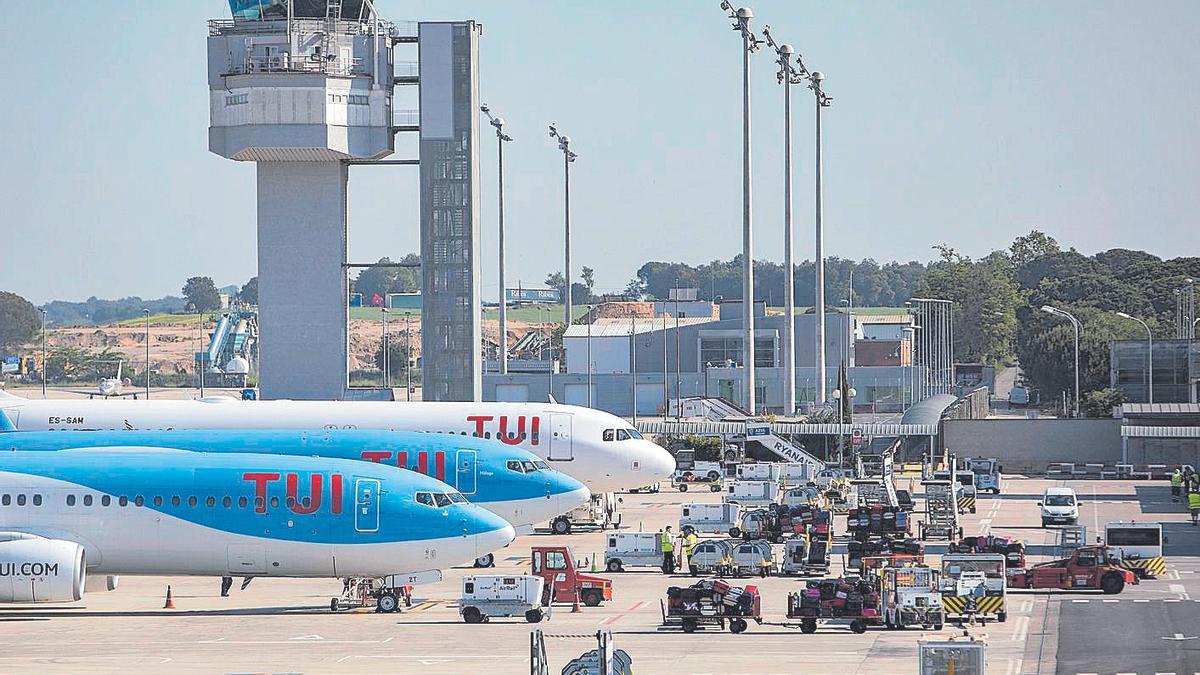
left=459, top=575, right=546, bottom=624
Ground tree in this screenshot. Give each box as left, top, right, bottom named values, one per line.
left=354, top=255, right=421, bottom=301
left=918, top=247, right=1021, bottom=365
left=373, top=340, right=410, bottom=381
left=182, top=277, right=221, bottom=313
left=1014, top=305, right=1142, bottom=404
left=0, top=292, right=40, bottom=351
left=239, top=276, right=259, bottom=305
left=544, top=272, right=567, bottom=302
left=1083, top=388, right=1127, bottom=419
left=1008, top=230, right=1060, bottom=268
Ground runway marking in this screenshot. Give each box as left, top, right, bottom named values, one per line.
left=1011, top=615, right=1030, bottom=643
left=627, top=601, right=648, bottom=611
left=1072, top=599, right=1090, bottom=603
left=1135, top=599, right=1151, bottom=603
left=1020, top=599, right=1033, bottom=613
left=1101, top=599, right=1119, bottom=603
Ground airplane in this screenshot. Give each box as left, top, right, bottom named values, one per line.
left=0, top=394, right=677, bottom=494
left=55, top=361, right=166, bottom=399
left=0, top=427, right=590, bottom=564
left=0, top=449, right=515, bottom=610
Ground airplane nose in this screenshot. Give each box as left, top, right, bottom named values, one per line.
left=470, top=508, right=517, bottom=556
left=556, top=484, right=592, bottom=514
left=643, top=441, right=676, bottom=482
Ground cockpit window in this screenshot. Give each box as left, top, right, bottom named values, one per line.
left=615, top=429, right=630, bottom=441
left=533, top=460, right=550, bottom=470
left=449, top=492, right=467, bottom=504
left=522, top=460, right=539, bottom=473
left=506, top=460, right=525, bottom=473
left=628, top=428, right=643, bottom=439
left=433, top=493, right=452, bottom=507
left=603, top=429, right=615, bottom=442
left=416, top=492, right=434, bottom=507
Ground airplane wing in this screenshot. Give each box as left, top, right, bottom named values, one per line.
left=108, top=389, right=172, bottom=398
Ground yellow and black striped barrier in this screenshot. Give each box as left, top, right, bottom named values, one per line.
left=957, top=495, right=977, bottom=514
left=1118, top=557, right=1166, bottom=578
left=942, top=594, right=1004, bottom=617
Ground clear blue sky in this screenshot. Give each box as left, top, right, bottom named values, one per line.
left=2, top=1, right=1197, bottom=305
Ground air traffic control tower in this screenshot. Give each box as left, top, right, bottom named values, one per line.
left=208, top=1, right=483, bottom=401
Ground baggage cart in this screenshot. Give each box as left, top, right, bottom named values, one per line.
left=729, top=539, right=774, bottom=577
left=687, top=539, right=735, bottom=577
left=919, top=480, right=961, bottom=541
left=786, top=577, right=882, bottom=634
left=662, top=579, right=762, bottom=634
left=780, top=535, right=830, bottom=576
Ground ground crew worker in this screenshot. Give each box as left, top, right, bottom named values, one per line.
left=1188, top=490, right=1200, bottom=527
left=682, top=531, right=699, bottom=572
left=1171, top=468, right=1184, bottom=501
left=660, top=526, right=676, bottom=574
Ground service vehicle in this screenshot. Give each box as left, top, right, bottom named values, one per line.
left=813, top=467, right=851, bottom=487
left=686, top=539, right=736, bottom=577
left=1008, top=386, right=1031, bottom=407
left=938, top=554, right=1007, bottom=622
left=964, top=457, right=1002, bottom=494
left=879, top=566, right=944, bottom=630
left=729, top=539, right=774, bottom=577
left=1007, top=545, right=1138, bottom=594
left=1104, top=522, right=1166, bottom=578
left=530, top=546, right=612, bottom=607
left=680, top=502, right=742, bottom=537
left=919, top=479, right=962, bottom=540
left=672, top=449, right=725, bottom=482
left=673, top=474, right=723, bottom=493
left=724, top=480, right=780, bottom=508
left=736, top=462, right=784, bottom=482
left=551, top=492, right=619, bottom=535
left=780, top=462, right=813, bottom=485
left=459, top=574, right=546, bottom=624
left=663, top=579, right=762, bottom=634
left=604, top=532, right=666, bottom=572
left=1039, top=487, right=1079, bottom=527
left=783, top=485, right=821, bottom=507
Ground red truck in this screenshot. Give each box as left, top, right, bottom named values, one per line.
left=1007, top=545, right=1138, bottom=594
left=531, top=546, right=613, bottom=607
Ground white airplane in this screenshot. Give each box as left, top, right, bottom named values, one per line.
left=57, top=361, right=164, bottom=399
left=0, top=394, right=676, bottom=494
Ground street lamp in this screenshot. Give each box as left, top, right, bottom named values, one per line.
left=548, top=124, right=578, bottom=327
left=674, top=277, right=682, bottom=419
left=719, top=1, right=763, bottom=415
left=404, top=312, right=412, bottom=401
left=762, top=24, right=820, bottom=417
left=481, top=104, right=513, bottom=374
left=831, top=386, right=855, bottom=465
left=142, top=309, right=151, bottom=399
left=40, top=308, right=47, bottom=399
left=810, top=70, right=833, bottom=408
left=1115, top=312, right=1153, bottom=404
left=1041, top=305, right=1081, bottom=418
left=382, top=307, right=390, bottom=390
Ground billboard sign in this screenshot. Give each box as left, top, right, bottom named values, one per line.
left=506, top=288, right=561, bottom=303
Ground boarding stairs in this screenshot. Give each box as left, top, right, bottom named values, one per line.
left=744, top=422, right=824, bottom=476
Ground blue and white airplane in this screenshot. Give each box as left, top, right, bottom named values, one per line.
left=0, top=427, right=590, bottom=534
left=0, top=449, right=515, bottom=605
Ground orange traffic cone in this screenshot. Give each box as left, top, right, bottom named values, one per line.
left=571, top=587, right=582, bottom=613
left=163, top=585, right=175, bottom=609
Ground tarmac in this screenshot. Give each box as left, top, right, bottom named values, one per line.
left=1, top=476, right=1197, bottom=674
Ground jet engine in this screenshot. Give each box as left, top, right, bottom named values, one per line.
left=0, top=533, right=86, bottom=602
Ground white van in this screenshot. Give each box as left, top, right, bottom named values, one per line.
left=724, top=480, right=781, bottom=508
left=1038, top=487, right=1079, bottom=527
left=680, top=502, right=742, bottom=537
left=604, top=532, right=663, bottom=572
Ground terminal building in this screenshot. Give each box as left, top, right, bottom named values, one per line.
left=484, top=300, right=927, bottom=416
left=1110, top=338, right=1200, bottom=404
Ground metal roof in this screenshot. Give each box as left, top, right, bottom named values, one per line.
left=1121, top=425, right=1200, bottom=438
left=1121, top=403, right=1200, bottom=416
left=635, top=420, right=938, bottom=437
left=564, top=317, right=715, bottom=338
left=900, top=394, right=959, bottom=426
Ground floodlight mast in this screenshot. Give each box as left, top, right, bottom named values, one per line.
left=720, top=2, right=763, bottom=415
left=763, top=24, right=813, bottom=416
left=482, top=104, right=513, bottom=374
left=549, top=124, right=578, bottom=327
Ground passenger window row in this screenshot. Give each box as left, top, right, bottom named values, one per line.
left=0, top=494, right=44, bottom=507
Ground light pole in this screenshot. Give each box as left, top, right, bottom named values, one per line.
left=40, top=308, right=47, bottom=399
left=763, top=24, right=818, bottom=416
left=674, top=278, right=681, bottom=419
left=720, top=2, right=763, bottom=415
left=810, top=69, right=832, bottom=407
left=831, top=386, right=855, bottom=466
left=548, top=124, right=578, bottom=327
left=143, top=309, right=151, bottom=399
left=1115, top=312, right=1153, bottom=404
left=404, top=312, right=412, bottom=401
left=481, top=104, right=513, bottom=374
left=631, top=315, right=638, bottom=423
left=197, top=310, right=206, bottom=397
left=586, top=308, right=593, bottom=407
left=382, top=307, right=390, bottom=390
left=902, top=325, right=918, bottom=409
left=1041, top=305, right=1081, bottom=418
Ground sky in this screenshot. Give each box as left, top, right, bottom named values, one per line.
left=1, top=1, right=1198, bottom=305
